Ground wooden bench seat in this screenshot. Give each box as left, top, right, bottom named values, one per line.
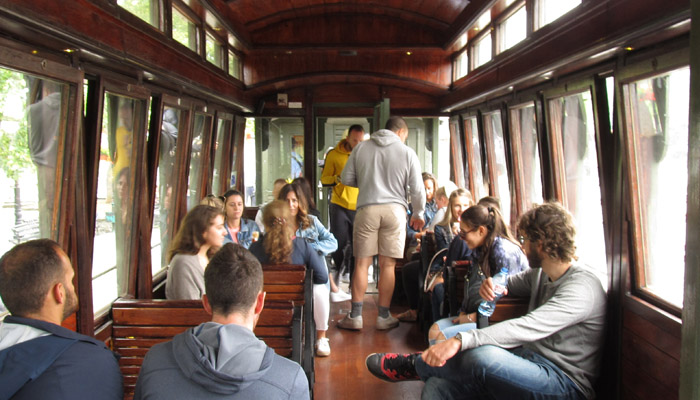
left=261, top=263, right=315, bottom=392
left=112, top=298, right=301, bottom=399
left=446, top=260, right=529, bottom=324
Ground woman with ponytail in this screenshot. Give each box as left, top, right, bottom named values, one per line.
left=427, top=203, right=529, bottom=344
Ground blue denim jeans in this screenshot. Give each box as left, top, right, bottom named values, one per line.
left=415, top=345, right=585, bottom=400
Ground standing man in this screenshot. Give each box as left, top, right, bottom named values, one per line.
left=366, top=202, right=606, bottom=400
left=338, top=116, right=425, bottom=331
left=0, top=239, right=123, bottom=399
left=135, top=243, right=309, bottom=399
left=320, top=124, right=365, bottom=302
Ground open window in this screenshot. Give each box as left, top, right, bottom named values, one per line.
left=619, top=50, right=689, bottom=311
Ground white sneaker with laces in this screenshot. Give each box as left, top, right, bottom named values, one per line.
left=316, top=338, right=331, bottom=356
left=330, top=290, right=352, bottom=303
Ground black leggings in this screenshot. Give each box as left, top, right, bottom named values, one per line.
left=329, top=203, right=356, bottom=285
left=402, top=260, right=422, bottom=310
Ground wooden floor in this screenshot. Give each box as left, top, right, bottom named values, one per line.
left=314, top=287, right=427, bottom=399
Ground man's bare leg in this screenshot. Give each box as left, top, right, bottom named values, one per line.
left=377, top=255, right=396, bottom=308
left=351, top=256, right=373, bottom=304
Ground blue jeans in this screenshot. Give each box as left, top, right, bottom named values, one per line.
left=415, top=345, right=585, bottom=400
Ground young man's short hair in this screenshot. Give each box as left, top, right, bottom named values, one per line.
left=204, top=243, right=263, bottom=315
left=517, top=202, right=577, bottom=263
left=385, top=116, right=407, bottom=133
left=348, top=124, right=364, bottom=135
left=0, top=239, right=65, bottom=316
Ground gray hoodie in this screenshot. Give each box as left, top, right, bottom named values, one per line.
left=134, top=322, right=309, bottom=399
left=341, top=129, right=426, bottom=218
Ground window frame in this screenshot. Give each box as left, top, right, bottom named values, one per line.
left=616, top=48, right=690, bottom=315
left=171, top=1, right=202, bottom=54
left=89, top=78, right=151, bottom=319
left=481, top=106, right=514, bottom=226
left=0, top=42, right=83, bottom=325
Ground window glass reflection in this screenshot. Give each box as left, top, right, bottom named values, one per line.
left=212, top=118, right=230, bottom=196
left=0, top=71, right=68, bottom=314
left=93, top=93, right=144, bottom=314
left=187, top=113, right=211, bottom=209
left=510, top=103, right=543, bottom=211
left=484, top=112, right=511, bottom=224
left=151, top=106, right=181, bottom=276
left=625, top=67, right=689, bottom=307
left=465, top=117, right=487, bottom=200
left=548, top=90, right=607, bottom=287
left=254, top=118, right=304, bottom=205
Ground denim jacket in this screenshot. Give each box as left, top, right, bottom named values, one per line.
left=223, top=218, right=260, bottom=249
left=295, top=215, right=338, bottom=256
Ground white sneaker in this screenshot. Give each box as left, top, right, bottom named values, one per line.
left=316, top=338, right=331, bottom=356
left=376, top=314, right=399, bottom=330
left=367, top=266, right=375, bottom=283
left=330, top=290, right=352, bottom=303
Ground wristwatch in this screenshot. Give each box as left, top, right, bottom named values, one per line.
left=454, top=332, right=463, bottom=344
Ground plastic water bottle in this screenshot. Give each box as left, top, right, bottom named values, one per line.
left=478, top=268, right=509, bottom=317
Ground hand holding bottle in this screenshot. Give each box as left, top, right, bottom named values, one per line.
left=478, top=268, right=509, bottom=317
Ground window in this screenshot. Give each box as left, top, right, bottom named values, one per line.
left=212, top=116, right=232, bottom=196
left=254, top=118, right=304, bottom=205
left=547, top=89, right=607, bottom=286
left=92, top=92, right=147, bottom=314
left=464, top=116, right=487, bottom=200
left=473, top=33, right=493, bottom=69
left=455, top=49, right=469, bottom=80
left=510, top=102, right=543, bottom=213
left=118, top=0, right=161, bottom=29
left=501, top=5, right=527, bottom=52
left=229, top=50, right=241, bottom=80
left=0, top=71, right=71, bottom=315
left=206, top=32, right=224, bottom=69
left=151, top=105, right=184, bottom=277
left=172, top=6, right=199, bottom=52
left=622, top=66, right=689, bottom=308
left=483, top=111, right=512, bottom=225
left=538, top=0, right=581, bottom=29
left=187, top=112, right=212, bottom=209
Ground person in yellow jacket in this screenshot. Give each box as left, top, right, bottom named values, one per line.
left=320, top=124, right=365, bottom=302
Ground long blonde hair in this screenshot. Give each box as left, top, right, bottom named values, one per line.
left=438, top=188, right=473, bottom=228
left=262, top=200, right=294, bottom=263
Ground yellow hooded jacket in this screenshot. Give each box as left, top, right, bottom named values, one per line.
left=320, top=139, right=359, bottom=210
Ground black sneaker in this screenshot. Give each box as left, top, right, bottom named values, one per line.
left=365, top=353, right=420, bottom=382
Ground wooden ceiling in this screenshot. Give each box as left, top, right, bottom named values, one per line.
left=219, top=0, right=483, bottom=50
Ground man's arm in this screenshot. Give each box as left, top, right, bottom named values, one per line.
left=407, top=154, right=426, bottom=230
left=423, top=271, right=600, bottom=366
left=320, top=150, right=338, bottom=186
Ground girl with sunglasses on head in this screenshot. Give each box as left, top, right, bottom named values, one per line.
left=427, top=203, right=529, bottom=345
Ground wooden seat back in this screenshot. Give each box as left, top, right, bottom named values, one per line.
left=446, top=260, right=529, bottom=323
left=112, top=299, right=301, bottom=399
left=261, top=263, right=315, bottom=392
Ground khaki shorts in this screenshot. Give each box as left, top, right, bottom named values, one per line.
left=353, top=204, right=407, bottom=259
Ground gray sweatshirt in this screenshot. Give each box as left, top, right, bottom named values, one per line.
left=341, top=129, right=426, bottom=218
left=134, top=322, right=309, bottom=399
left=457, top=264, right=606, bottom=400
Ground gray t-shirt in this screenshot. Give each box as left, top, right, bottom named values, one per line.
left=457, top=264, right=606, bottom=399
left=165, top=254, right=204, bottom=300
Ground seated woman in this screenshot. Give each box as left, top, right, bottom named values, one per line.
left=165, top=205, right=226, bottom=300
left=278, top=183, right=338, bottom=356
left=428, top=203, right=529, bottom=344
left=221, top=189, right=260, bottom=248
left=248, top=200, right=331, bottom=355
left=397, top=188, right=473, bottom=323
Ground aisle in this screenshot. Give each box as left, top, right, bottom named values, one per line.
left=313, top=290, right=427, bottom=399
